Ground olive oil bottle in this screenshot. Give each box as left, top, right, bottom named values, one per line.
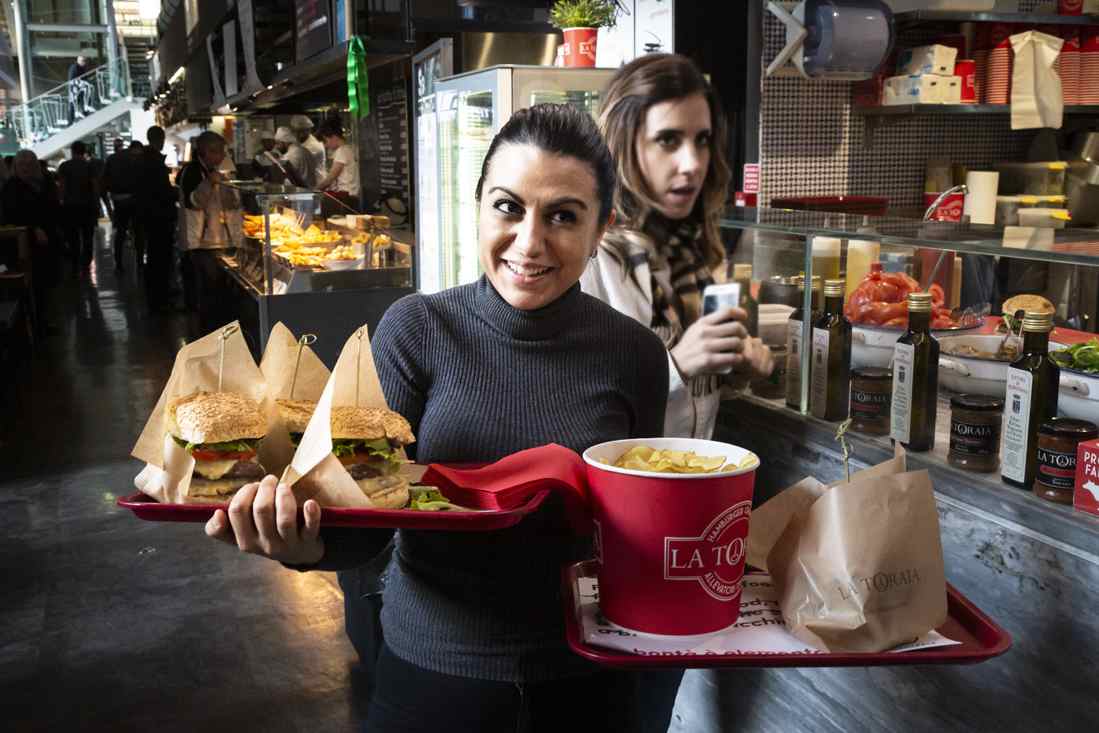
left=785, top=276, right=821, bottom=410
left=890, top=292, right=939, bottom=451
left=811, top=279, right=852, bottom=421
left=733, top=264, right=759, bottom=337
left=1002, top=311, right=1060, bottom=488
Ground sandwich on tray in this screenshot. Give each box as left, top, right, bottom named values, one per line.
left=277, top=399, right=415, bottom=509
left=168, top=391, right=267, bottom=501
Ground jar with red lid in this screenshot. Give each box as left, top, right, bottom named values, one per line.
left=1034, top=418, right=1099, bottom=504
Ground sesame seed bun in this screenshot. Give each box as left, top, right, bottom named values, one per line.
left=167, top=391, right=266, bottom=445
left=276, top=399, right=317, bottom=434
left=330, top=406, right=414, bottom=446
left=1002, top=294, right=1054, bottom=316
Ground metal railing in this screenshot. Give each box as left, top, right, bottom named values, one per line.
left=2, top=58, right=132, bottom=148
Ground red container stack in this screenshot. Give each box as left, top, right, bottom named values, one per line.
left=984, top=23, right=1015, bottom=104
left=1060, top=28, right=1082, bottom=105
left=973, top=25, right=989, bottom=104
left=1083, top=28, right=1099, bottom=105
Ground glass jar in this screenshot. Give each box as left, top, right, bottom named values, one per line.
left=1035, top=418, right=1099, bottom=504
left=948, top=395, right=1004, bottom=473
left=849, top=367, right=892, bottom=435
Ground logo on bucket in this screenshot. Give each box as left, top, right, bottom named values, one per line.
left=663, top=501, right=752, bottom=601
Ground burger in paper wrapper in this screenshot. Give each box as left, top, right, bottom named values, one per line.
left=278, top=399, right=414, bottom=508
left=168, top=391, right=267, bottom=500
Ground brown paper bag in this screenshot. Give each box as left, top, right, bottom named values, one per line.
left=131, top=322, right=267, bottom=503
left=747, top=446, right=947, bottom=652
left=279, top=324, right=399, bottom=508
left=257, top=322, right=331, bottom=479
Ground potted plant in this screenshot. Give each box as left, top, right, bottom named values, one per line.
left=550, top=0, right=618, bottom=68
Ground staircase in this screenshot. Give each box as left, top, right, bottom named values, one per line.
left=3, top=58, right=140, bottom=160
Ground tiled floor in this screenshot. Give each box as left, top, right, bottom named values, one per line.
left=0, top=228, right=364, bottom=732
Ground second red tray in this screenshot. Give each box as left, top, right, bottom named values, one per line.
left=117, top=489, right=550, bottom=531
left=562, top=561, right=1011, bottom=669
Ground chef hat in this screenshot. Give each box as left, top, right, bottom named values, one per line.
left=289, top=115, right=315, bottom=130
left=274, top=126, right=296, bottom=144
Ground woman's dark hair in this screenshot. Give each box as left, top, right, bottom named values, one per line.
left=599, top=53, right=732, bottom=271
left=474, top=103, right=615, bottom=223
left=317, top=117, right=345, bottom=140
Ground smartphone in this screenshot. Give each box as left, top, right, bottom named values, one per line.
left=702, top=283, right=742, bottom=318
left=702, top=283, right=743, bottom=375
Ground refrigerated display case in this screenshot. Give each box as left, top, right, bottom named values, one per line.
left=414, top=65, right=616, bottom=294
left=218, top=182, right=415, bottom=365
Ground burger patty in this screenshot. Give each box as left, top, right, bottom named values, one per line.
left=224, top=460, right=266, bottom=480
left=346, top=462, right=385, bottom=481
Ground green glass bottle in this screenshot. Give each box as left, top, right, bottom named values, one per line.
left=785, top=276, right=821, bottom=410
left=890, top=292, right=940, bottom=451
left=810, top=279, right=852, bottom=421
left=1002, top=311, right=1060, bottom=488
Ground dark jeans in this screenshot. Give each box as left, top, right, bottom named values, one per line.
left=366, top=644, right=645, bottom=733
left=142, top=216, right=175, bottom=309
left=181, top=248, right=229, bottom=329
left=63, top=203, right=97, bottom=269
left=111, top=198, right=137, bottom=267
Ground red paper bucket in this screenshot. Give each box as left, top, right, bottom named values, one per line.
left=562, top=27, right=598, bottom=67
left=582, top=438, right=758, bottom=636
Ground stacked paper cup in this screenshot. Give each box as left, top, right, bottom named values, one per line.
left=985, top=23, right=1014, bottom=104
left=1060, top=28, right=1081, bottom=105
left=974, top=24, right=989, bottom=104
left=1082, top=27, right=1099, bottom=105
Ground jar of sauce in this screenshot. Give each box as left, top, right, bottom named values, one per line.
left=849, top=367, right=892, bottom=435
left=1035, top=418, right=1099, bottom=504
left=948, top=395, right=1003, bottom=473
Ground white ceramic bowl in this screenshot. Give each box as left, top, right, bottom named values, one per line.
left=582, top=437, right=759, bottom=479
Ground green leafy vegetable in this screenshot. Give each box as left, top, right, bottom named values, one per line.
left=173, top=437, right=260, bottom=453
left=408, top=487, right=463, bottom=512
left=1052, top=339, right=1099, bottom=374
left=331, top=438, right=403, bottom=473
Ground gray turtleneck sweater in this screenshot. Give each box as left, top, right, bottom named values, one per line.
left=318, top=276, right=668, bottom=683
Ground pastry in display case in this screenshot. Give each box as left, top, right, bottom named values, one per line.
left=226, top=182, right=412, bottom=296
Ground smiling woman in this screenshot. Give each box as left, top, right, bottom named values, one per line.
left=474, top=104, right=617, bottom=311
left=204, top=104, right=673, bottom=733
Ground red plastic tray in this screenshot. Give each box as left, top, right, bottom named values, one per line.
left=116, top=489, right=550, bottom=531
left=562, top=561, right=1011, bottom=669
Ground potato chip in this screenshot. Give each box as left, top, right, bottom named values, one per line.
left=607, top=446, right=728, bottom=474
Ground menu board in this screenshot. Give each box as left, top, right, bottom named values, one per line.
left=295, top=0, right=332, bottom=63
left=375, top=83, right=410, bottom=207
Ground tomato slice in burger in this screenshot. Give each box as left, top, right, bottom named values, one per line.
left=192, top=449, right=257, bottom=462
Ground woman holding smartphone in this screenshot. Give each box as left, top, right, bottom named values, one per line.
left=582, top=54, right=773, bottom=440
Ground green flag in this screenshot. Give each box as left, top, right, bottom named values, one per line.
left=348, top=36, right=370, bottom=119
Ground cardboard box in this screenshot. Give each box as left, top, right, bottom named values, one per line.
left=897, top=44, right=958, bottom=76
left=940, top=75, right=963, bottom=104
left=883, top=74, right=944, bottom=105
left=1074, top=438, right=1099, bottom=517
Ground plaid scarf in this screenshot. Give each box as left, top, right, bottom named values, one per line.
left=646, top=220, right=712, bottom=349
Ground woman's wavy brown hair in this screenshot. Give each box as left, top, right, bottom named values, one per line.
left=598, top=53, right=731, bottom=271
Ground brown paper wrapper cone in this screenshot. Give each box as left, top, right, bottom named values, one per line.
left=749, top=446, right=948, bottom=653
left=131, top=322, right=267, bottom=503
left=258, top=322, right=331, bottom=480
left=280, top=324, right=404, bottom=508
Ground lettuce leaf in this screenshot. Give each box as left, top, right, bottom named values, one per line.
left=173, top=437, right=260, bottom=453
left=1052, top=340, right=1099, bottom=374
left=331, top=438, right=403, bottom=472
left=408, top=487, right=462, bottom=511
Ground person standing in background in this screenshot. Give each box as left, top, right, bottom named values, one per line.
left=290, top=115, right=326, bottom=186
left=57, top=141, right=99, bottom=275
left=178, top=131, right=243, bottom=331
left=135, top=126, right=178, bottom=312
left=105, top=138, right=143, bottom=270
left=87, top=146, right=111, bottom=221
left=67, top=55, right=94, bottom=119
left=251, top=131, right=280, bottom=182
left=2, top=150, right=63, bottom=329
left=315, top=118, right=359, bottom=214
left=274, top=126, right=313, bottom=188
